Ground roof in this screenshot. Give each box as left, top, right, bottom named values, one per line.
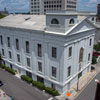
left=0, top=14, right=46, bottom=31
left=0, top=14, right=96, bottom=36
left=46, top=10, right=78, bottom=15
left=78, top=11, right=96, bottom=16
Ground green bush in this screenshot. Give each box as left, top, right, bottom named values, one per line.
left=5, top=67, right=15, bottom=75
left=94, top=44, right=100, bottom=51
left=21, top=75, right=33, bottom=83
left=45, top=87, right=59, bottom=96
left=0, top=14, right=6, bottom=19
left=0, top=64, right=15, bottom=75
left=92, top=56, right=97, bottom=64
left=32, top=81, right=45, bottom=90
left=0, top=64, right=6, bottom=69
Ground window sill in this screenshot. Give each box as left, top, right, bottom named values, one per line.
left=16, top=49, right=20, bottom=52
left=26, top=66, right=31, bottom=70
left=37, top=71, right=43, bottom=75
left=17, top=62, right=21, bottom=65
left=66, top=76, right=71, bottom=80
left=67, top=56, right=72, bottom=60
left=51, top=76, right=57, bottom=81
left=26, top=52, right=31, bottom=56
left=37, top=56, right=43, bottom=60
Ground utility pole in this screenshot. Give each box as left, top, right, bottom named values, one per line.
left=76, top=63, right=81, bottom=91
left=94, top=80, right=100, bottom=100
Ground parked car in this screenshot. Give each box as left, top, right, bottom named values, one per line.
left=0, top=81, right=3, bottom=86
left=93, top=51, right=100, bottom=58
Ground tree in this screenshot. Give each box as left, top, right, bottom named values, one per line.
left=92, top=56, right=97, bottom=64
left=94, top=44, right=100, bottom=51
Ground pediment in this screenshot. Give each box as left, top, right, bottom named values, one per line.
left=66, top=19, right=95, bottom=36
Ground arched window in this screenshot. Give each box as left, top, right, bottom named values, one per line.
left=51, top=18, right=59, bottom=24
left=79, top=47, right=84, bottom=63
left=92, top=17, right=94, bottom=21
left=69, top=19, right=75, bottom=24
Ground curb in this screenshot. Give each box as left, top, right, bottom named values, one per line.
left=73, top=70, right=99, bottom=100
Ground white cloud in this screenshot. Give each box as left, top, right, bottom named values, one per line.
left=0, top=0, right=29, bottom=12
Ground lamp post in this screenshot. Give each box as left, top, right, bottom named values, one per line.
left=76, top=63, right=82, bottom=91
left=94, top=79, right=100, bottom=100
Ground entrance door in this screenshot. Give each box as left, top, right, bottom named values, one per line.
left=37, top=76, right=44, bottom=84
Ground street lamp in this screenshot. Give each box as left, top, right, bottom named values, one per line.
left=94, top=79, right=100, bottom=100
left=76, top=63, right=82, bottom=91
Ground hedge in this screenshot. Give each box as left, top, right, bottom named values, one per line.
left=32, top=81, right=45, bottom=90
left=45, top=87, right=59, bottom=96
left=92, top=56, right=97, bottom=64
left=21, top=75, right=33, bottom=83
left=5, top=67, right=15, bottom=75
left=0, top=64, right=6, bottom=69
left=0, top=64, right=15, bottom=75
left=21, top=75, right=59, bottom=96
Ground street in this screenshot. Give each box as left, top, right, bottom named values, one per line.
left=0, top=68, right=50, bottom=100
left=74, top=71, right=100, bottom=100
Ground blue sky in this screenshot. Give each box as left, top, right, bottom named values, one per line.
left=0, top=0, right=100, bottom=13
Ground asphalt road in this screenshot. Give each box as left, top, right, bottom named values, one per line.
left=0, top=68, right=50, bottom=100
left=74, top=71, right=100, bottom=100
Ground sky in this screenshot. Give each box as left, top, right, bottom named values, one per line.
left=0, top=0, right=100, bottom=13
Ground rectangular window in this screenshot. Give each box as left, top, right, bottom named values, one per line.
left=68, top=47, right=72, bottom=57
left=89, top=39, right=92, bottom=46
left=38, top=62, right=42, bottom=72
left=26, top=41, right=30, bottom=53
left=2, top=49, right=4, bottom=56
left=52, top=66, right=56, bottom=78
left=9, top=51, right=12, bottom=59
left=26, top=71, right=32, bottom=78
left=51, top=83, right=56, bottom=90
left=17, top=54, right=20, bottom=63
left=0, top=35, right=3, bottom=45
left=52, top=47, right=57, bottom=58
left=88, top=53, right=90, bottom=61
left=37, top=44, right=42, bottom=57
left=7, top=37, right=10, bottom=47
left=67, top=66, right=71, bottom=77
left=16, top=39, right=19, bottom=50
left=27, top=57, right=30, bottom=67
left=10, top=64, right=12, bottom=69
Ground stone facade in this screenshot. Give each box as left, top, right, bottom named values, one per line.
left=0, top=12, right=96, bottom=94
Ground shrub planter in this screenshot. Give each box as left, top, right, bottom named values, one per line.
left=21, top=75, right=33, bottom=84
left=21, top=75, right=59, bottom=96
left=0, top=64, right=15, bottom=75
left=45, top=87, right=59, bottom=96
left=0, top=64, right=6, bottom=69
left=5, top=67, right=15, bottom=75
left=32, top=81, right=45, bottom=90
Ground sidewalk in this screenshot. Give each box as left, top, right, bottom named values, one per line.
left=55, top=67, right=99, bottom=100
left=0, top=89, right=10, bottom=100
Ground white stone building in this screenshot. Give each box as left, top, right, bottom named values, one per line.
left=0, top=11, right=96, bottom=94
left=30, top=0, right=77, bottom=14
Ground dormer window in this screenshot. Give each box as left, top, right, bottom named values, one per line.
left=51, top=18, right=59, bottom=24
left=69, top=19, right=75, bottom=24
